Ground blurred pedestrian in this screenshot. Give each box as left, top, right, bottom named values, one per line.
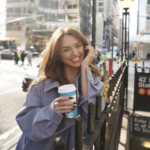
left=27, top=51, right=33, bottom=66
left=15, top=26, right=106, bottom=150
left=132, top=51, right=135, bottom=58
left=20, top=51, right=26, bottom=67
left=97, top=51, right=101, bottom=62
left=116, top=51, right=119, bottom=63
left=14, top=50, right=19, bottom=65
left=17, top=50, right=21, bottom=64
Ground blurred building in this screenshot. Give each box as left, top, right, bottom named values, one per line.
left=0, top=0, right=7, bottom=38
left=130, top=0, right=150, bottom=59
left=5, top=0, right=92, bottom=52
left=96, top=0, right=120, bottom=50
left=119, top=18, right=122, bottom=50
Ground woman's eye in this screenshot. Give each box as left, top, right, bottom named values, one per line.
left=63, top=49, right=70, bottom=52
left=76, top=45, right=81, bottom=48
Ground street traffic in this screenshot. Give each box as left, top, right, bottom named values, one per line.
left=0, top=58, right=39, bottom=149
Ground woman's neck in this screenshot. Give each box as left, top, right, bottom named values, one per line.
left=64, top=67, right=80, bottom=85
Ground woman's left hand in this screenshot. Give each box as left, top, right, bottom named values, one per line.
left=82, top=45, right=95, bottom=68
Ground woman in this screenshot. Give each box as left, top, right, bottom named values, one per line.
left=15, top=26, right=106, bottom=150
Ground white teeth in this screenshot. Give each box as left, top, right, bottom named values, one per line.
left=72, top=57, right=79, bottom=61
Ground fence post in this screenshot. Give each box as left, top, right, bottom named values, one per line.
left=87, top=103, right=95, bottom=134
left=108, top=77, right=112, bottom=98
left=142, top=60, right=145, bottom=72
left=54, top=137, right=65, bottom=150
left=95, top=95, right=102, bottom=120
left=133, top=63, right=137, bottom=113
left=75, top=115, right=83, bottom=150
left=94, top=133, right=100, bottom=150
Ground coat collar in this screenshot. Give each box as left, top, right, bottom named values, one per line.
left=44, top=78, right=60, bottom=92
left=44, top=71, right=81, bottom=92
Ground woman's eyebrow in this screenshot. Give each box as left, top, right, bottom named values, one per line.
left=61, top=46, right=70, bottom=49
left=61, top=42, right=81, bottom=49
left=74, top=42, right=81, bottom=45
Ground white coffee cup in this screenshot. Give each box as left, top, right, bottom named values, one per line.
left=58, top=84, right=77, bottom=118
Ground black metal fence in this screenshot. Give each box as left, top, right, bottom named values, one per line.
left=55, top=61, right=127, bottom=150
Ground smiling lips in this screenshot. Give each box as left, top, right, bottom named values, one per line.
left=71, top=57, right=80, bottom=62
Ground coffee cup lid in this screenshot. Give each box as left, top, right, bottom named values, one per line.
left=58, top=84, right=76, bottom=93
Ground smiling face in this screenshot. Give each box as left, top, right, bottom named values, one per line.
left=59, top=35, right=85, bottom=70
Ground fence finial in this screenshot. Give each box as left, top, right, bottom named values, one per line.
left=123, top=52, right=126, bottom=64
left=132, top=52, right=140, bottom=64
left=102, top=61, right=110, bottom=100
left=119, top=53, right=123, bottom=69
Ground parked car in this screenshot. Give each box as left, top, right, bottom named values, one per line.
left=22, top=59, right=41, bottom=91
left=147, top=53, right=150, bottom=59
left=0, top=46, right=4, bottom=51
left=32, top=51, right=39, bottom=57
left=0, top=50, right=14, bottom=59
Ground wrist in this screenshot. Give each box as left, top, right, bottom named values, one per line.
left=81, top=64, right=88, bottom=70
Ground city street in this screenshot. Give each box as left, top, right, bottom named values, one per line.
left=0, top=58, right=40, bottom=149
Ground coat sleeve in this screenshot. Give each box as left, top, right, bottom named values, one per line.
left=78, top=67, right=106, bottom=120
left=16, top=84, right=65, bottom=142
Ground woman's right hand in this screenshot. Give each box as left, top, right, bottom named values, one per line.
left=54, top=97, right=77, bottom=114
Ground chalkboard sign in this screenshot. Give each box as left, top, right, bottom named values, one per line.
left=132, top=115, right=150, bottom=139
left=134, top=71, right=150, bottom=112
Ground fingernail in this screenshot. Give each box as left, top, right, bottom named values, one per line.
left=73, top=102, right=77, bottom=104
left=69, top=97, right=74, bottom=99
left=74, top=105, right=77, bottom=107
left=71, top=109, right=75, bottom=111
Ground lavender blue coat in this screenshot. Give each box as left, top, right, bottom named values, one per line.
left=15, top=67, right=106, bottom=150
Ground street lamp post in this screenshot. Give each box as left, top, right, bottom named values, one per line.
left=119, top=0, right=134, bottom=111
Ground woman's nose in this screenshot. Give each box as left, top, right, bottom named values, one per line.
left=71, top=48, right=78, bottom=55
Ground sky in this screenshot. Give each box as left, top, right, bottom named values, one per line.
left=120, top=0, right=138, bottom=36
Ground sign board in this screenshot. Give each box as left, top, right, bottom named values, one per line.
left=132, top=115, right=150, bottom=139
left=134, top=71, right=150, bottom=112
left=103, top=40, right=105, bottom=46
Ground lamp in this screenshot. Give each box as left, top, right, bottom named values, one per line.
left=120, top=0, right=134, bottom=10
left=119, top=0, right=134, bottom=111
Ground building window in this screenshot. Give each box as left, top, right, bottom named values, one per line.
left=7, top=8, right=13, bottom=17
left=146, top=23, right=150, bottom=31
left=148, top=0, right=150, bottom=4
left=6, top=23, right=14, bottom=31
left=22, top=7, right=26, bottom=16
left=73, top=4, right=77, bottom=8
left=14, top=22, right=22, bottom=31
left=99, top=8, right=104, bottom=12
left=14, top=0, right=21, bottom=2
left=147, top=14, right=150, bottom=20
left=67, top=5, right=72, bottom=9
left=99, top=2, right=104, bottom=6
left=68, top=14, right=78, bottom=22
left=14, top=7, right=21, bottom=17
left=7, top=0, right=14, bottom=2
left=40, top=0, right=58, bottom=9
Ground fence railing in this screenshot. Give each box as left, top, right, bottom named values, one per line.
left=54, top=60, right=127, bottom=150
